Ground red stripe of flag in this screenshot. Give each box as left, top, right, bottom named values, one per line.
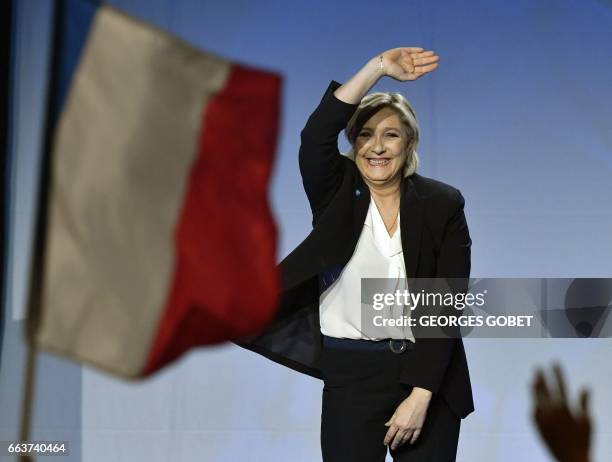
left=143, top=65, right=282, bottom=376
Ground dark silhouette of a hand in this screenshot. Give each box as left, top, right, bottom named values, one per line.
left=532, top=363, right=592, bottom=462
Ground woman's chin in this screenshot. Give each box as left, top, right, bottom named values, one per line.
left=358, top=167, right=397, bottom=184
left=364, top=173, right=395, bottom=185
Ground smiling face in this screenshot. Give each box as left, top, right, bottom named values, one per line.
left=354, top=106, right=410, bottom=188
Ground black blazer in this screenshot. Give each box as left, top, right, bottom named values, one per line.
left=237, top=80, right=474, bottom=419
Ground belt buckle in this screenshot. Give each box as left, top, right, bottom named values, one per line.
left=389, top=339, right=407, bottom=354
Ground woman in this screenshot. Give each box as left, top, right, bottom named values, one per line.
left=238, top=47, right=474, bottom=461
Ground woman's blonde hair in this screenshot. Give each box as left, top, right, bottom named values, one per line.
left=344, top=92, right=420, bottom=177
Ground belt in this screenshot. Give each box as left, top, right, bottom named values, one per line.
left=322, top=335, right=414, bottom=354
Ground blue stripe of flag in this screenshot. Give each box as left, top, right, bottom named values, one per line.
left=49, top=0, right=99, bottom=128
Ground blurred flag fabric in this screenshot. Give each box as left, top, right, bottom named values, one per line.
left=27, top=0, right=282, bottom=378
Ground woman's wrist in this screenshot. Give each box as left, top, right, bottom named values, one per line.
left=411, top=387, right=433, bottom=400
left=362, top=55, right=386, bottom=87
left=369, top=54, right=387, bottom=79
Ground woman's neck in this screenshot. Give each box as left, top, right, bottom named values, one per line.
left=367, top=177, right=402, bottom=203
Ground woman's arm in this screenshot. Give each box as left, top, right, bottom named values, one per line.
left=298, top=82, right=358, bottom=216
left=332, top=56, right=385, bottom=104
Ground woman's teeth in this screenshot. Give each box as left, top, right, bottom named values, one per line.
left=367, top=158, right=390, bottom=166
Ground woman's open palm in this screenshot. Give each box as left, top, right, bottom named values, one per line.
left=381, top=47, right=439, bottom=81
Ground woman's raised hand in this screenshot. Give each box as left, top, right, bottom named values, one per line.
left=380, top=47, right=440, bottom=81
left=333, top=47, right=439, bottom=104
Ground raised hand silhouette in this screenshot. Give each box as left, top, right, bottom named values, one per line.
left=532, top=363, right=592, bottom=462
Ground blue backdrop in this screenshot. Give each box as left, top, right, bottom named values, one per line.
left=2, top=0, right=611, bottom=460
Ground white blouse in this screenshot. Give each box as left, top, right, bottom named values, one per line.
left=319, top=197, right=415, bottom=341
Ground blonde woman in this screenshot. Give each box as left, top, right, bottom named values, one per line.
left=239, top=47, right=474, bottom=461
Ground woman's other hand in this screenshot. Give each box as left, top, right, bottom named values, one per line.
left=381, top=47, right=440, bottom=81
left=383, top=386, right=433, bottom=450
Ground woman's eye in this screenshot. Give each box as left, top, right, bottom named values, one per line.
left=358, top=132, right=370, bottom=137
left=386, top=133, right=399, bottom=137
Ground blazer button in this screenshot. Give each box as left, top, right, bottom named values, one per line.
left=355, top=189, right=361, bottom=197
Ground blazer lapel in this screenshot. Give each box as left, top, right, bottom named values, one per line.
left=400, top=176, right=424, bottom=278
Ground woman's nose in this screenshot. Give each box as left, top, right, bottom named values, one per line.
left=371, top=136, right=385, bottom=153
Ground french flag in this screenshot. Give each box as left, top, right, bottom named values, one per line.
left=28, top=0, right=282, bottom=378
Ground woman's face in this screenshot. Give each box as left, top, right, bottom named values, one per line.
left=354, top=107, right=409, bottom=188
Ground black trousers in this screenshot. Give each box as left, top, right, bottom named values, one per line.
left=320, top=337, right=461, bottom=462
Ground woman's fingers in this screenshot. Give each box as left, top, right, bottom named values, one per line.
left=391, top=429, right=411, bottom=450
left=389, top=426, right=421, bottom=450
left=405, top=50, right=435, bottom=60
left=414, top=50, right=435, bottom=57
left=400, top=47, right=424, bottom=53
left=403, top=54, right=439, bottom=72
left=383, top=424, right=396, bottom=445
left=397, top=51, right=439, bottom=78
left=411, top=55, right=439, bottom=66
left=409, top=428, right=421, bottom=444
left=416, top=62, right=439, bottom=74
left=396, top=63, right=439, bottom=81
left=400, top=50, right=435, bottom=62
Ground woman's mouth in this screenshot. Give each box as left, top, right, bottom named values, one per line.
left=367, top=158, right=390, bottom=167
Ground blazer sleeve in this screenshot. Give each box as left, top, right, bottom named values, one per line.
left=400, top=189, right=472, bottom=393
left=299, top=80, right=359, bottom=216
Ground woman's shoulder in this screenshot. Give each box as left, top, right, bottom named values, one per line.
left=409, top=173, right=465, bottom=206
